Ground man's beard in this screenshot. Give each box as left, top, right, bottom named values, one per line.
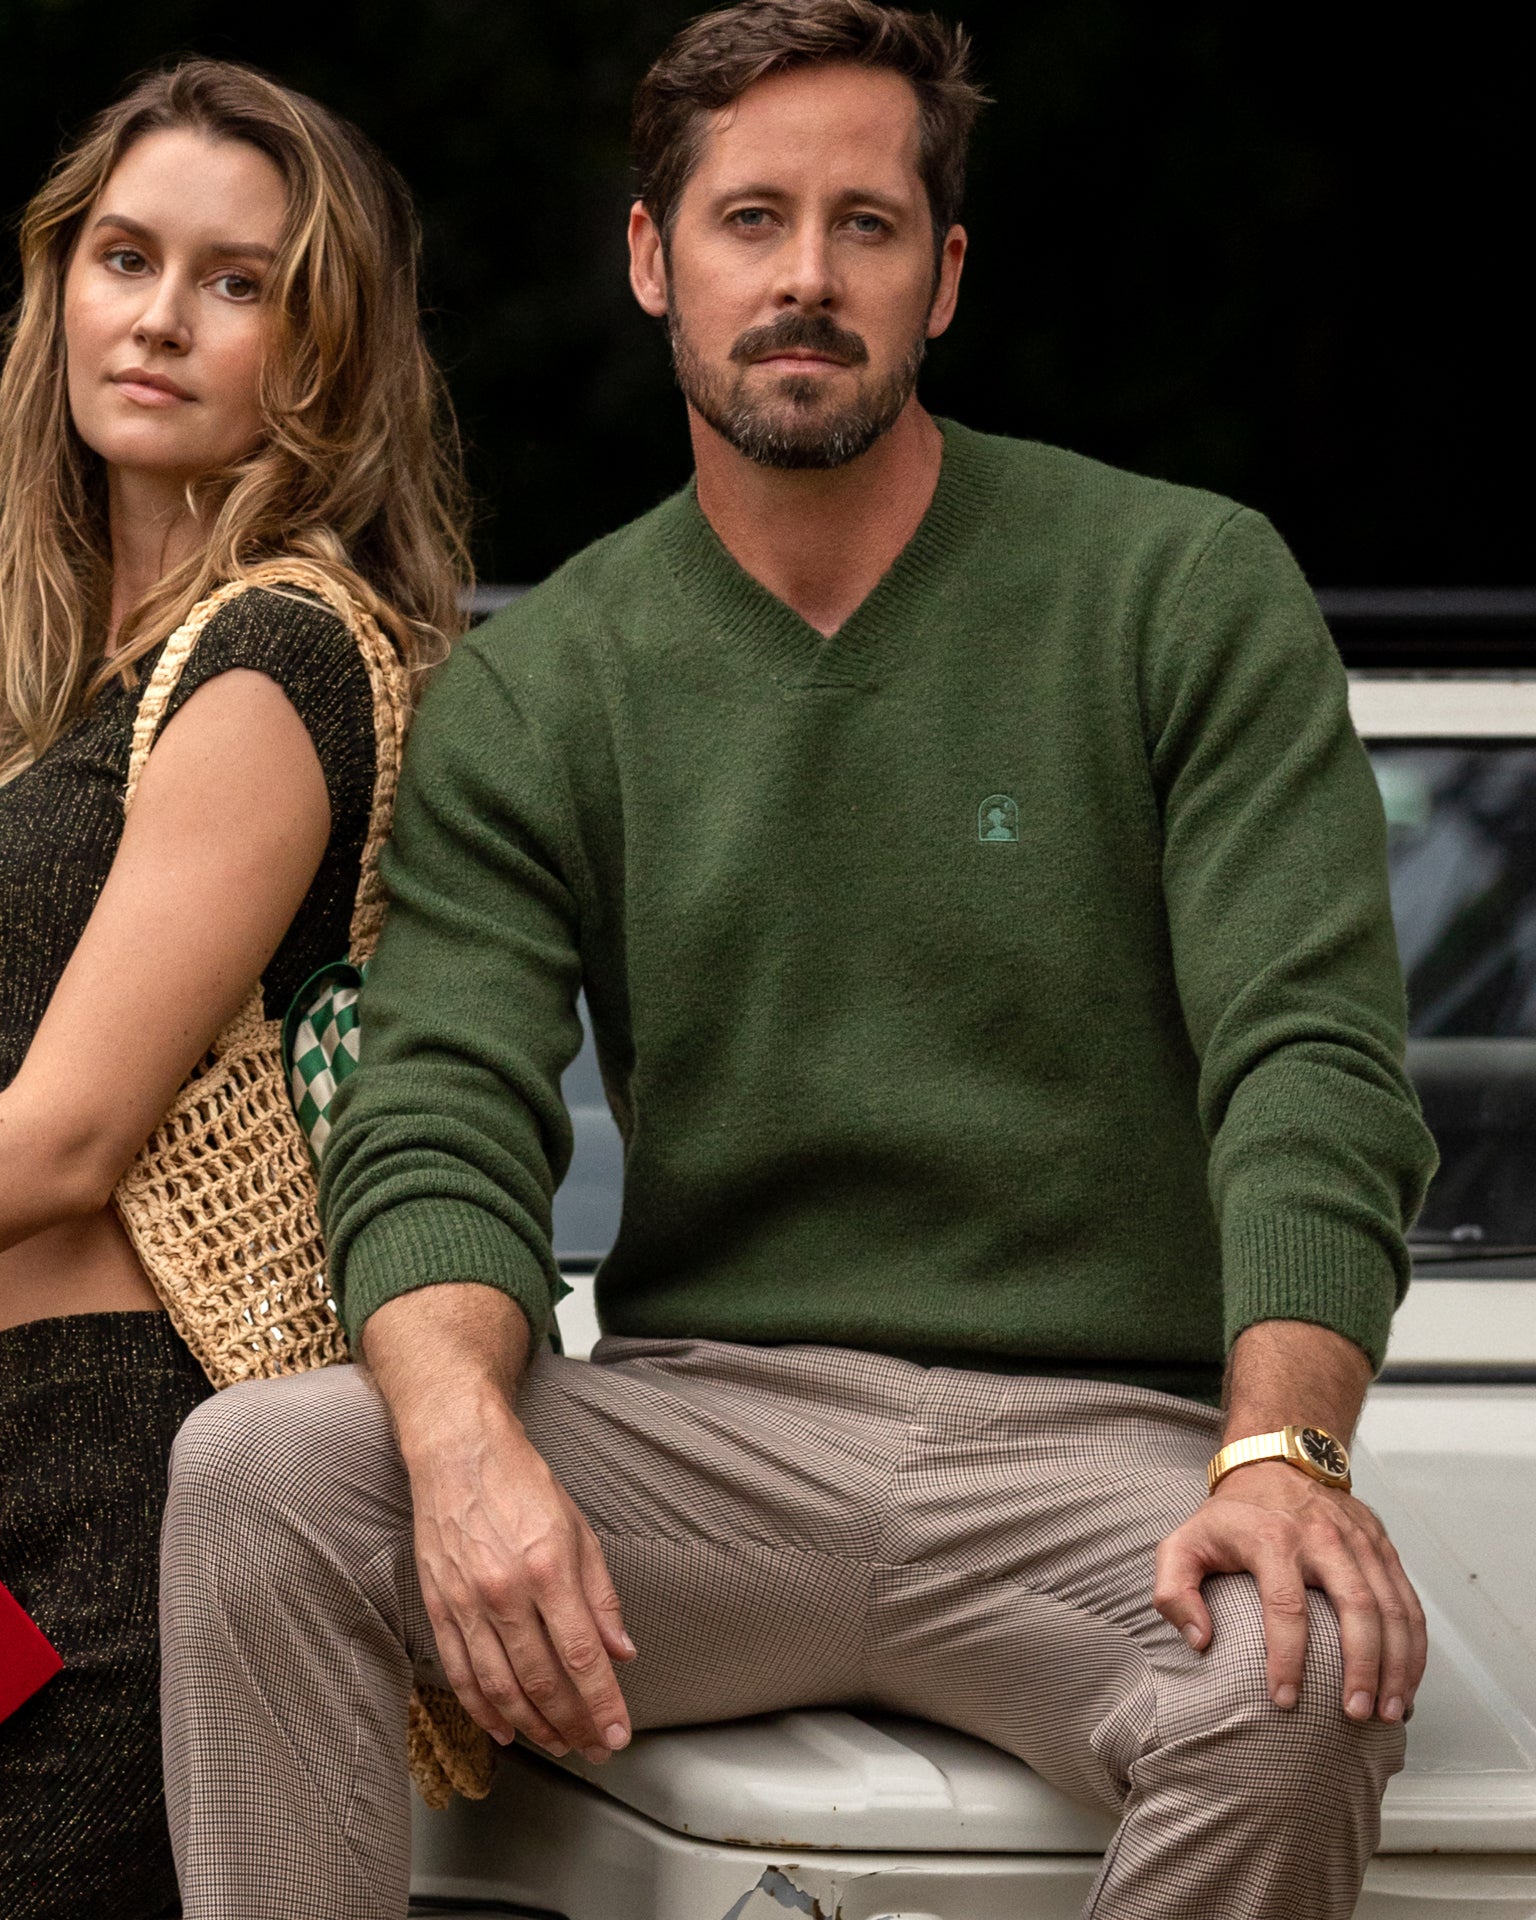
left=669, top=309, right=926, bottom=471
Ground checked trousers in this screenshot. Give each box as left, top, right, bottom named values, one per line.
left=160, top=1337, right=1403, bottom=1919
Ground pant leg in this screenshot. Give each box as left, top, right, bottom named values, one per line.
left=162, top=1365, right=440, bottom=1920
left=0, top=1312, right=210, bottom=1920
left=519, top=1335, right=909, bottom=1729
left=160, top=1343, right=897, bottom=1920
left=163, top=1343, right=1402, bottom=1920
left=868, top=1368, right=1404, bottom=1920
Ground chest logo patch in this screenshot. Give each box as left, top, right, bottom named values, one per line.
left=978, top=794, right=1020, bottom=844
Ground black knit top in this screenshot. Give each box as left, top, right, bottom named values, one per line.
left=0, top=586, right=376, bottom=1091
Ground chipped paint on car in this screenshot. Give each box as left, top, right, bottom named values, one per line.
left=720, top=1863, right=835, bottom=1920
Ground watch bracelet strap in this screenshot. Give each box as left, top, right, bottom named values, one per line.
left=1207, top=1427, right=1352, bottom=1494
left=1207, top=1428, right=1290, bottom=1493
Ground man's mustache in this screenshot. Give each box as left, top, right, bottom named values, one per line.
left=730, top=314, right=870, bottom=368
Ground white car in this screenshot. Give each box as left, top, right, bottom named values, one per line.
left=411, top=613, right=1536, bottom=1919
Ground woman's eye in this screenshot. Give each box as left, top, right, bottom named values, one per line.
left=103, top=246, right=148, bottom=275
left=211, top=272, right=261, bottom=301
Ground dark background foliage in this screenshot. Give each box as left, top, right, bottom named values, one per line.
left=2, top=0, right=1527, bottom=588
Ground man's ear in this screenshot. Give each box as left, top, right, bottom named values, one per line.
left=926, top=224, right=967, bottom=340
left=628, top=202, right=670, bottom=318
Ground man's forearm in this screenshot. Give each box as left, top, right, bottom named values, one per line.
left=1222, top=1317, right=1373, bottom=1445
left=362, top=1281, right=533, bottom=1460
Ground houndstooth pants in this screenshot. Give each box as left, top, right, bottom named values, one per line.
left=160, top=1338, right=1404, bottom=1919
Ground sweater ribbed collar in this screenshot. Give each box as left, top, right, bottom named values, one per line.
left=655, top=417, right=1005, bottom=691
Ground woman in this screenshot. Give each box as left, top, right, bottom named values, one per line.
left=0, top=61, right=468, bottom=1916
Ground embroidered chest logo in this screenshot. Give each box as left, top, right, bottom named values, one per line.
left=977, top=794, right=1020, bottom=844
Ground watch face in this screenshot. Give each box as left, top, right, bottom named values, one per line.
left=1297, top=1427, right=1349, bottom=1478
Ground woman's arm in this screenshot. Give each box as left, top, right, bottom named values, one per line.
left=0, top=669, right=330, bottom=1252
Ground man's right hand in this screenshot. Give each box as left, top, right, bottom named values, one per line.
left=362, top=1283, right=636, bottom=1762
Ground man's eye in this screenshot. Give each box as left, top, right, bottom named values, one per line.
left=211, top=272, right=261, bottom=301
left=103, top=246, right=149, bottom=275
left=729, top=208, right=772, bottom=230
left=849, top=214, right=888, bottom=236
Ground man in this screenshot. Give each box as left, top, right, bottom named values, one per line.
left=161, top=4, right=1437, bottom=1916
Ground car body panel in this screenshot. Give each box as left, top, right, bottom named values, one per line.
left=411, top=1755, right=1536, bottom=1918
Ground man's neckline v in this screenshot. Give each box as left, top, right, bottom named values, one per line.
left=657, top=418, right=1005, bottom=693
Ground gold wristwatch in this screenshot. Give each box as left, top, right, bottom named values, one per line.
left=1207, top=1425, right=1352, bottom=1494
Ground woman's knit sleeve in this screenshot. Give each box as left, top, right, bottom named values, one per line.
left=162, top=585, right=375, bottom=857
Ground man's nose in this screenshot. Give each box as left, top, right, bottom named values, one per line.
left=773, top=223, right=839, bottom=311
left=132, top=275, right=193, bottom=355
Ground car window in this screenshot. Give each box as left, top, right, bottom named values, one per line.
left=1372, top=742, right=1536, bottom=1255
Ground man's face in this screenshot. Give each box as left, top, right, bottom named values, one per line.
left=633, top=62, right=964, bottom=470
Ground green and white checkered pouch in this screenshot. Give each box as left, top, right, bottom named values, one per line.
left=280, top=958, right=572, bottom=1337
left=282, top=960, right=366, bottom=1167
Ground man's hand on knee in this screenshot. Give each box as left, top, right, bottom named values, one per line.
left=1153, top=1464, right=1427, bottom=1725
left=362, top=1284, right=636, bottom=1764
left=1152, top=1319, right=1426, bottom=1729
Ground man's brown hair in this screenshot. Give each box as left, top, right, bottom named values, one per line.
left=632, top=0, right=989, bottom=254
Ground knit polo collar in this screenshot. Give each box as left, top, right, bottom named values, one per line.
left=656, top=416, right=1005, bottom=691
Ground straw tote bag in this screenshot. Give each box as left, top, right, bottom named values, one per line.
left=111, top=561, right=493, bottom=1807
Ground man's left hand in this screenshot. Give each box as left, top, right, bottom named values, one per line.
left=1153, top=1459, right=1427, bottom=1724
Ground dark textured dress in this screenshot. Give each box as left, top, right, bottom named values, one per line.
left=0, top=586, right=376, bottom=1920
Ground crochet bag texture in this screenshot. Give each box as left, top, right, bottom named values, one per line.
left=111, top=562, right=493, bottom=1808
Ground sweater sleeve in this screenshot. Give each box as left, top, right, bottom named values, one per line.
left=318, top=639, right=586, bottom=1344
left=1141, top=507, right=1437, bottom=1369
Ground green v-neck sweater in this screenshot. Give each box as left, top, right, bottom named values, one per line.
left=322, top=422, right=1435, bottom=1400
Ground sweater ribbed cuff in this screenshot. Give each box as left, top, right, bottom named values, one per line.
left=1224, top=1213, right=1403, bottom=1372
left=338, top=1199, right=554, bottom=1348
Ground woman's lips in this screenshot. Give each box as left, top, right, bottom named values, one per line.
left=111, top=372, right=194, bottom=407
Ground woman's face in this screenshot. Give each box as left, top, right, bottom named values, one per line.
left=63, top=128, right=287, bottom=487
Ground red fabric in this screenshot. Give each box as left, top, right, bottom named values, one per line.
left=0, top=1577, right=62, bottom=1720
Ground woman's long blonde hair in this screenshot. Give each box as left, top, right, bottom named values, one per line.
left=0, top=58, right=471, bottom=782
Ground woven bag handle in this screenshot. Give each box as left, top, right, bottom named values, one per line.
left=124, top=565, right=411, bottom=1047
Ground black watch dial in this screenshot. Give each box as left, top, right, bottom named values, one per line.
left=1297, top=1427, right=1349, bottom=1478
